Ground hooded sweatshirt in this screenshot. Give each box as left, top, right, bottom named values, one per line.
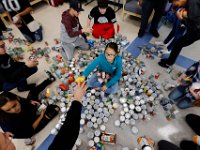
left=60, top=10, right=83, bottom=43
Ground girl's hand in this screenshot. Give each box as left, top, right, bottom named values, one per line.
left=31, top=100, right=40, bottom=106
left=40, top=109, right=46, bottom=117
left=102, top=85, right=107, bottom=92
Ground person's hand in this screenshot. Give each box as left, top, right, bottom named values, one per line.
left=31, top=100, right=40, bottom=106
left=40, top=109, right=46, bottom=117
left=176, top=8, right=185, bottom=20
left=182, top=9, right=188, bottom=18
left=82, top=28, right=92, bottom=33
left=102, top=85, right=107, bottom=92
left=75, top=76, right=85, bottom=84
left=73, top=82, right=87, bottom=102
left=138, top=0, right=143, bottom=6
left=25, top=59, right=38, bottom=68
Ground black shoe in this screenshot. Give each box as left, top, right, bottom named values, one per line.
left=158, top=61, right=170, bottom=68
left=45, top=71, right=56, bottom=82
left=17, top=84, right=36, bottom=92
left=138, top=29, right=145, bottom=38
left=149, top=29, right=159, bottom=38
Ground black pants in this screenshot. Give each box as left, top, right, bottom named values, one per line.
left=158, top=140, right=181, bottom=150
left=158, top=140, right=199, bottom=150
left=0, top=18, right=7, bottom=36
left=186, top=114, right=200, bottom=135
left=140, top=0, right=167, bottom=31
left=18, top=22, right=35, bottom=43
left=165, top=30, right=200, bottom=65
left=28, top=79, right=53, bottom=100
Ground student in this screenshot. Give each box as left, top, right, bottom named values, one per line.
left=158, top=114, right=200, bottom=150
left=138, top=0, right=168, bottom=38
left=1, top=0, right=43, bottom=43
left=0, top=18, right=12, bottom=40
left=158, top=0, right=200, bottom=68
left=87, top=0, right=118, bottom=39
left=0, top=40, right=38, bottom=92
left=168, top=61, right=200, bottom=109
left=60, top=0, right=91, bottom=61
left=80, top=42, right=122, bottom=95
left=0, top=82, right=87, bottom=150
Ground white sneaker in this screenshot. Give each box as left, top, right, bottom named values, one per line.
left=160, top=49, right=170, bottom=54
left=154, top=41, right=166, bottom=47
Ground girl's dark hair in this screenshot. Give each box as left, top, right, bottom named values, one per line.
left=0, top=92, right=19, bottom=122
left=105, top=42, right=119, bottom=54
left=98, top=0, right=108, bottom=8
left=0, top=92, right=18, bottom=107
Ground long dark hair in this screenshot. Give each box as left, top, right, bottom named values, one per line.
left=0, top=92, right=20, bottom=122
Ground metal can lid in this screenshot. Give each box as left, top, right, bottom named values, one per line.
left=88, top=140, right=94, bottom=147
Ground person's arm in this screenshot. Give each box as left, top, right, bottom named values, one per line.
left=110, top=8, right=117, bottom=34
left=61, top=15, right=82, bottom=37
left=48, top=83, right=87, bottom=150
left=87, top=8, right=94, bottom=28
left=32, top=109, right=45, bottom=129
left=17, top=7, right=32, bottom=18
left=106, top=57, right=122, bottom=88
left=82, top=55, right=101, bottom=77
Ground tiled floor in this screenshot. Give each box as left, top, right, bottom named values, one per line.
left=2, top=1, right=200, bottom=150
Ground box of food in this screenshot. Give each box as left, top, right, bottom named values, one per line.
left=100, top=132, right=116, bottom=144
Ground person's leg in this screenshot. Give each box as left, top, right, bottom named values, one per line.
left=158, top=140, right=181, bottom=150
left=168, top=85, right=186, bottom=102
left=139, top=0, right=154, bottom=36
left=150, top=0, right=167, bottom=32
left=164, top=18, right=178, bottom=44
left=18, top=23, right=35, bottom=43
left=180, top=140, right=199, bottom=150
left=87, top=75, right=102, bottom=88
left=159, top=31, right=200, bottom=66
left=34, top=26, right=43, bottom=42
left=167, top=22, right=186, bottom=51
left=75, top=37, right=89, bottom=50
left=92, top=24, right=107, bottom=39
left=176, top=96, right=193, bottom=109
left=105, top=82, right=118, bottom=94
left=61, top=41, right=75, bottom=61
left=28, top=79, right=53, bottom=100
left=186, top=114, right=200, bottom=135
left=103, top=24, right=115, bottom=39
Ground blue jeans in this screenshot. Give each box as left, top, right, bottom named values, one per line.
left=168, top=85, right=193, bottom=109
left=164, top=18, right=186, bottom=50
left=87, top=75, right=118, bottom=94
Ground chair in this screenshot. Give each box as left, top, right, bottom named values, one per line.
left=122, top=0, right=142, bottom=21
left=0, top=11, right=12, bottom=25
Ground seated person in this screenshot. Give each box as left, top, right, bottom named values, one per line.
left=80, top=42, right=122, bottom=95
left=0, top=40, right=38, bottom=92
left=0, top=82, right=87, bottom=150
left=60, top=0, right=91, bottom=61
left=87, top=0, right=119, bottom=39
left=168, top=61, right=200, bottom=109
left=1, top=0, right=43, bottom=43
left=0, top=89, right=59, bottom=139
left=158, top=114, right=200, bottom=150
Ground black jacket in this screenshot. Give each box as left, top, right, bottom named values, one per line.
left=0, top=54, right=30, bottom=83
left=48, top=101, right=82, bottom=150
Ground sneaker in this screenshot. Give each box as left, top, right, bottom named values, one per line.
left=158, top=61, right=170, bottom=68
left=154, top=41, right=166, bottom=47
left=138, top=29, right=145, bottom=38
left=149, top=29, right=160, bottom=38
left=2, top=28, right=12, bottom=33
left=160, top=49, right=170, bottom=55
